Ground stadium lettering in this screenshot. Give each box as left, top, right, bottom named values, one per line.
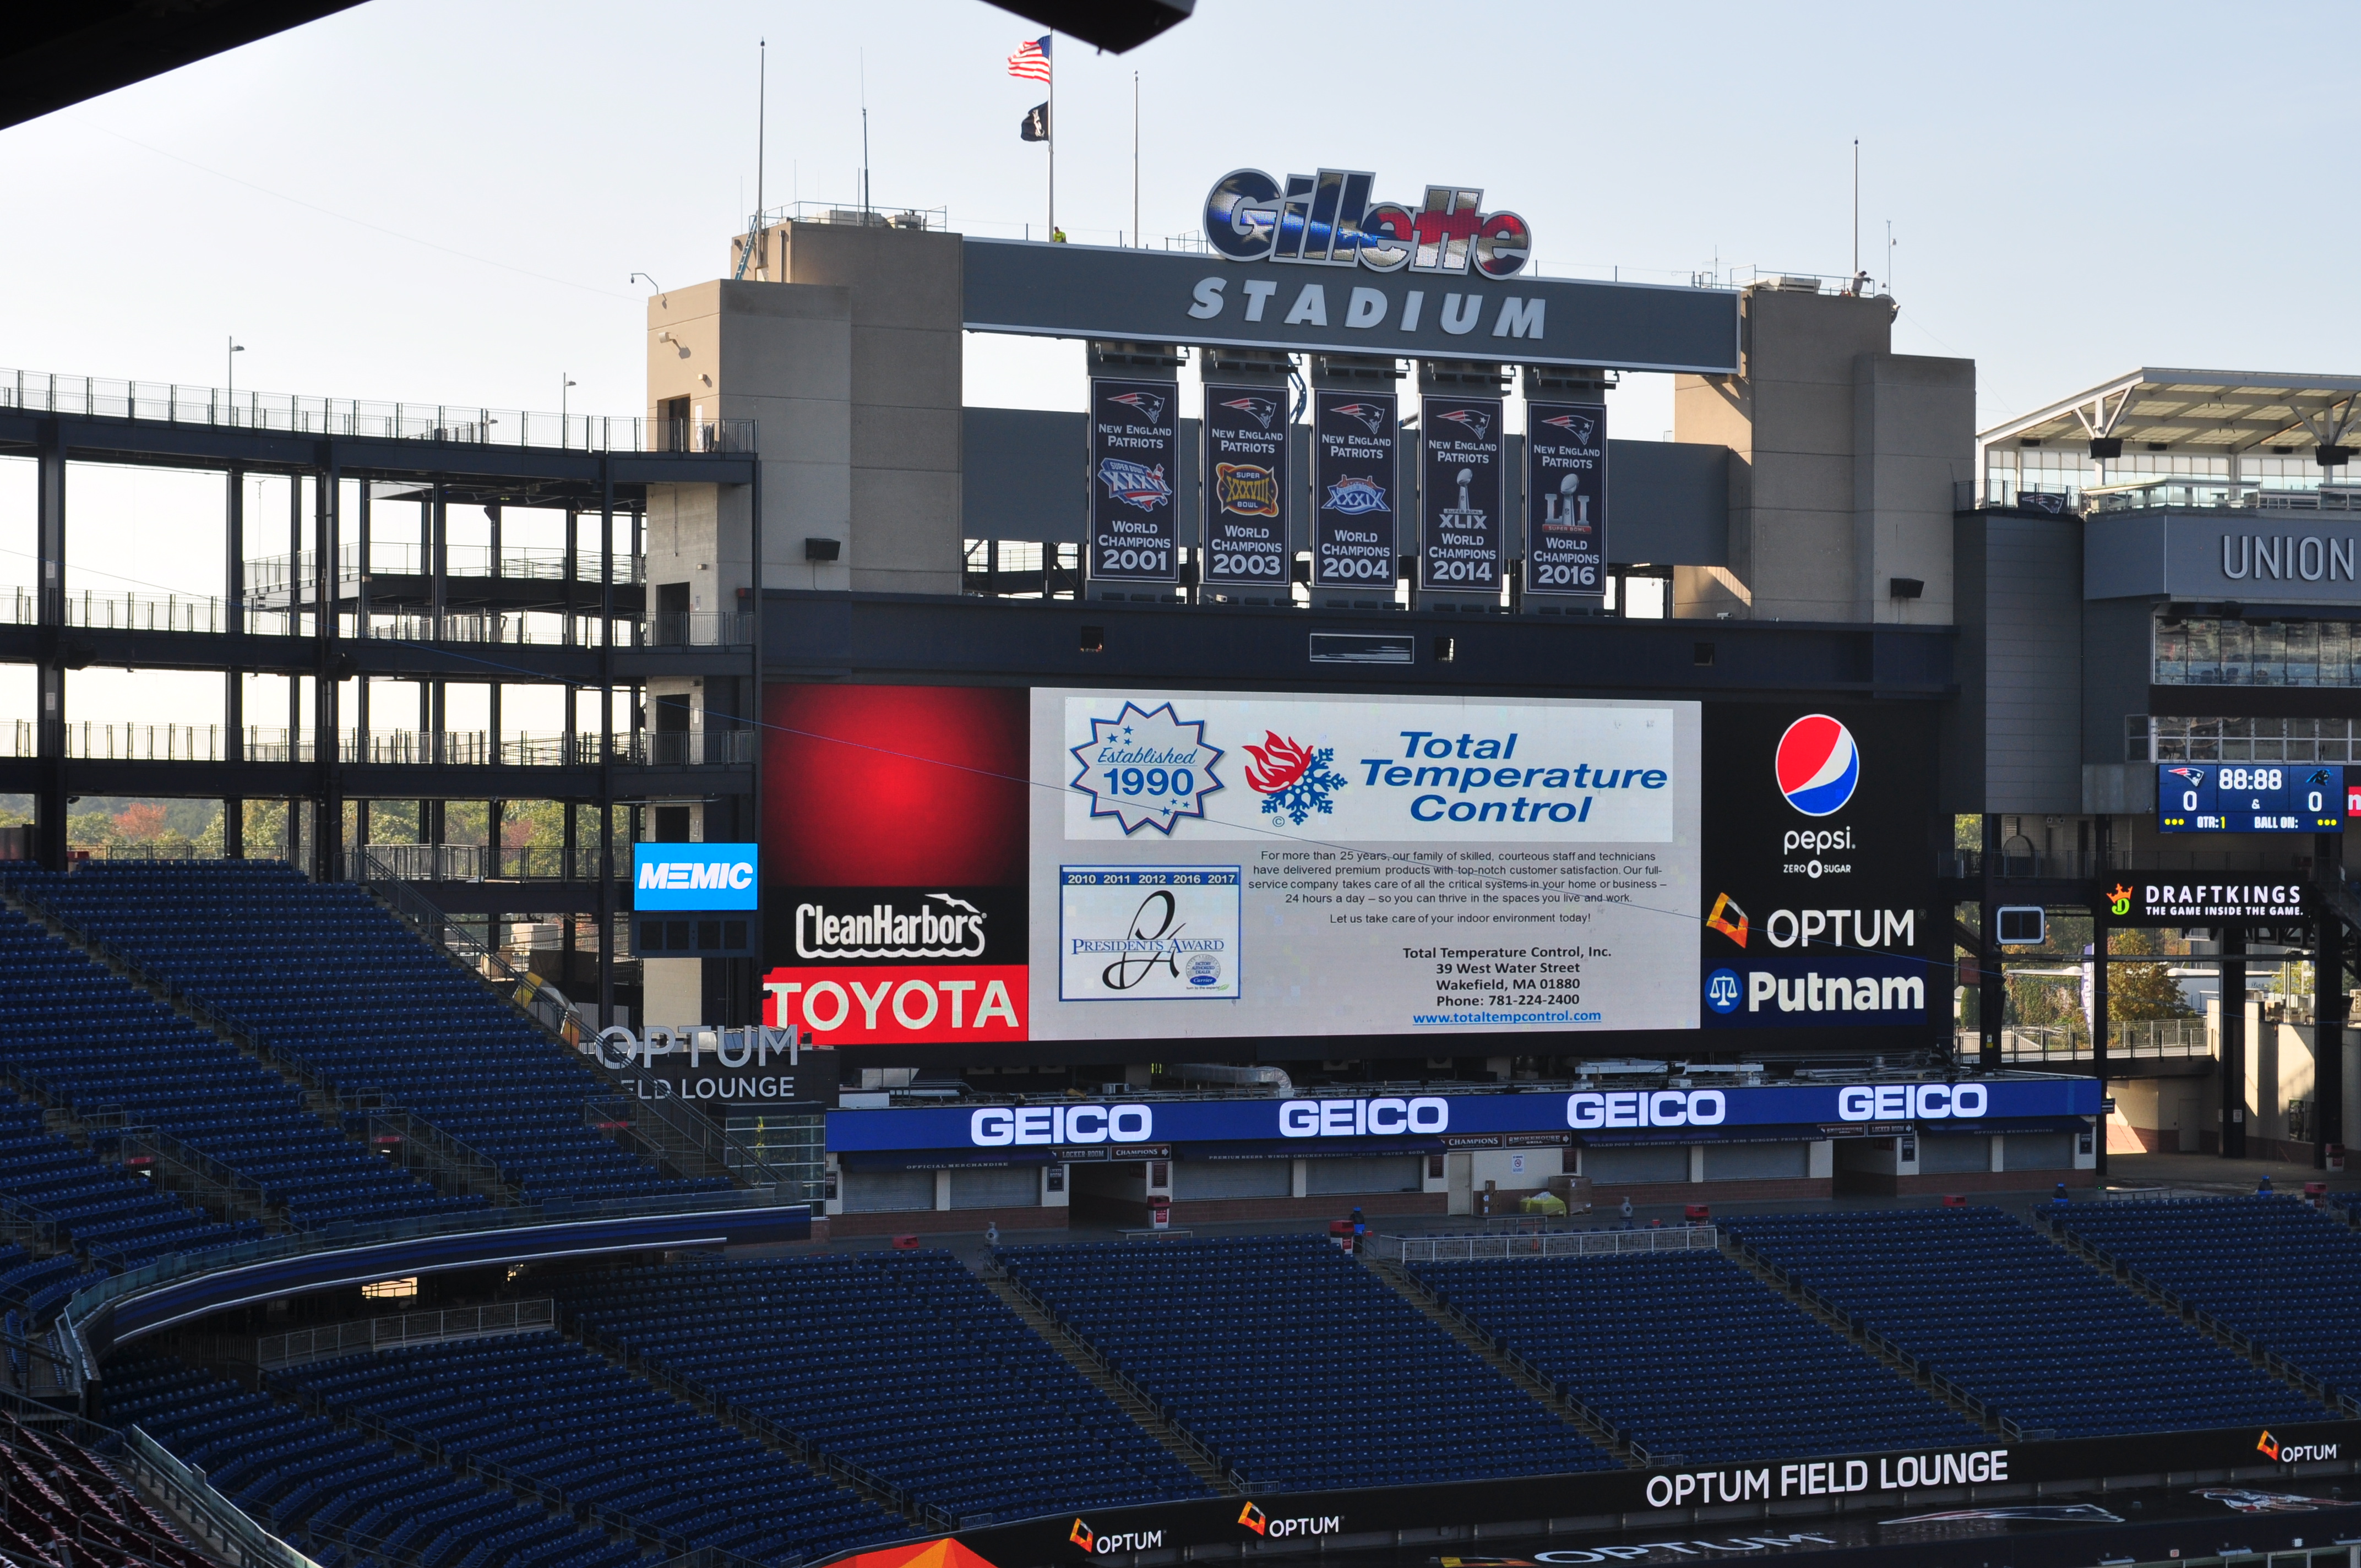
left=1566, top=1090, right=1726, bottom=1130
left=1278, top=1097, right=1449, bottom=1138
left=972, top=1104, right=1155, bottom=1147
left=1742, top=972, right=1924, bottom=1015
left=591, top=1026, right=798, bottom=1071
left=1836, top=1083, right=1986, bottom=1122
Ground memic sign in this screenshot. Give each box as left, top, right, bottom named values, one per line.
left=632, top=843, right=758, bottom=911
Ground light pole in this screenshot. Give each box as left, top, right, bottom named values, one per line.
left=226, top=338, right=244, bottom=424
left=561, top=373, right=577, bottom=447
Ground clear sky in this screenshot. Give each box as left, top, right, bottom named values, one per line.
left=4, top=0, right=2358, bottom=726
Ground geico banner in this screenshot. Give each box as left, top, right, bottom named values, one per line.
left=825, top=1079, right=2099, bottom=1153
left=762, top=964, right=1027, bottom=1044
left=1034, top=689, right=1702, bottom=1041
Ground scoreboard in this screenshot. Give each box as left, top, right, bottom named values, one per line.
left=2157, top=764, right=2344, bottom=833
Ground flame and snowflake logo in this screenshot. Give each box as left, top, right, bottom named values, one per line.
left=1242, top=731, right=1347, bottom=825
left=1069, top=701, right=1225, bottom=836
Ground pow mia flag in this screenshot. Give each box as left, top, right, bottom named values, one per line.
left=1020, top=102, right=1049, bottom=142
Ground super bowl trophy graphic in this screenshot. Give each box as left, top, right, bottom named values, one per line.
left=1542, top=472, right=1591, bottom=533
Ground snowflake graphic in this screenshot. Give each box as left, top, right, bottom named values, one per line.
left=1242, top=731, right=1347, bottom=826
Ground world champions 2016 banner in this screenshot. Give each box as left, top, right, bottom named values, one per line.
left=760, top=686, right=1700, bottom=1047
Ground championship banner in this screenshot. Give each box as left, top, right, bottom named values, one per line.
left=1200, top=384, right=1290, bottom=590
left=1310, top=389, right=1399, bottom=590
left=1525, top=400, right=1608, bottom=600
left=1417, top=395, right=1504, bottom=595
left=1087, top=377, right=1180, bottom=586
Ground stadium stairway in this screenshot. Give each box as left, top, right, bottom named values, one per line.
left=973, top=1264, right=1239, bottom=1493
left=1358, top=1253, right=1654, bottom=1463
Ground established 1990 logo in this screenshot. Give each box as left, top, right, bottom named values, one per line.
left=1776, top=715, right=1859, bottom=818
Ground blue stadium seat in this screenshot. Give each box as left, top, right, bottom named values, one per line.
left=266, top=1334, right=908, bottom=1562
left=3, top=862, right=717, bottom=1207
left=103, top=1354, right=649, bottom=1568
left=552, top=1250, right=1211, bottom=1522
left=1722, top=1207, right=2326, bottom=1437
left=2044, top=1195, right=2361, bottom=1403
left=998, top=1235, right=1617, bottom=1489
left=1410, top=1250, right=1985, bottom=1463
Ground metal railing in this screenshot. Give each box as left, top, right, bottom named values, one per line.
left=628, top=729, right=757, bottom=766
left=247, top=543, right=644, bottom=594
left=1944, top=846, right=2319, bottom=878
left=641, top=610, right=757, bottom=647
left=0, top=366, right=752, bottom=454
left=6, top=725, right=671, bottom=768
left=355, top=842, right=624, bottom=883
left=1368, top=1225, right=1717, bottom=1262
left=119, top=1423, right=323, bottom=1568
left=257, top=1298, right=555, bottom=1370
left=1968, top=1020, right=2212, bottom=1066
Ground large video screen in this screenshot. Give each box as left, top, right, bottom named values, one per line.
left=761, top=685, right=1701, bottom=1044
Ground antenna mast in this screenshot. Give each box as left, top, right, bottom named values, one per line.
left=735, top=40, right=767, bottom=279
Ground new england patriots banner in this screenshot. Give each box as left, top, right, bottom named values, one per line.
left=1200, top=384, right=1289, bottom=591
left=1089, top=377, right=1181, bottom=586
left=1417, top=395, right=1504, bottom=595
left=1525, top=400, right=1608, bottom=600
left=1310, top=389, right=1399, bottom=591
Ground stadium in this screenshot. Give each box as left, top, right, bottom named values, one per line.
left=6, top=6, right=2361, bottom=1568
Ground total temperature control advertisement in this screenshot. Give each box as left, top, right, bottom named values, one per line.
left=1031, top=689, right=1701, bottom=1041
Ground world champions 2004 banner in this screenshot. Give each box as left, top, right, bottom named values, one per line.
left=760, top=686, right=1701, bottom=1047
left=1310, top=390, right=1400, bottom=591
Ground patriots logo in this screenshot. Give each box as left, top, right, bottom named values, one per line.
left=1218, top=395, right=1279, bottom=431
left=1107, top=390, right=1167, bottom=423
left=2166, top=766, right=2205, bottom=786
left=1329, top=402, right=1388, bottom=433
left=1539, top=412, right=1597, bottom=444
left=1433, top=407, right=1491, bottom=440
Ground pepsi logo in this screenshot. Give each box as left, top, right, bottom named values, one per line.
left=1775, top=715, right=1859, bottom=818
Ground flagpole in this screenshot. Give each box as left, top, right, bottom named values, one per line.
left=1047, top=39, right=1056, bottom=240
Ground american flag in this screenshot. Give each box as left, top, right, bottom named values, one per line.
left=1006, top=35, right=1051, bottom=83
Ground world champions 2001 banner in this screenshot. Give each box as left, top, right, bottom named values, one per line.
left=759, top=686, right=1702, bottom=1047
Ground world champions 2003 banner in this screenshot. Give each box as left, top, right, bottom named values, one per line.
left=759, top=686, right=1702, bottom=1047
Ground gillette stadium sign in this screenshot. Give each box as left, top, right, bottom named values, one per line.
left=1201, top=169, right=1531, bottom=276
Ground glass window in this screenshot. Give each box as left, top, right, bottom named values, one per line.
left=2186, top=619, right=2221, bottom=684
left=2186, top=717, right=2220, bottom=761
left=2286, top=620, right=2319, bottom=686
left=2153, top=618, right=2186, bottom=683
left=2125, top=714, right=2151, bottom=762
left=2324, top=622, right=2352, bottom=687
left=2250, top=622, right=2286, bottom=685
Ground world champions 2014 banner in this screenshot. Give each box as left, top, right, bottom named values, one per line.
left=760, top=687, right=1700, bottom=1047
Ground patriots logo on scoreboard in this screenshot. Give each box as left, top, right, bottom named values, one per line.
left=2165, top=766, right=2205, bottom=786
left=1539, top=411, right=1596, bottom=444
left=1218, top=395, right=1279, bottom=430
left=1097, top=458, right=1173, bottom=510
left=1106, top=390, right=1168, bottom=423
left=1330, top=402, right=1389, bottom=433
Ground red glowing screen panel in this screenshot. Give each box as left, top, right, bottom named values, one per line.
left=762, top=684, right=1029, bottom=889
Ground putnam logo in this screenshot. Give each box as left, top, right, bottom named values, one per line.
left=1215, top=462, right=1280, bottom=517
left=1775, top=714, right=1859, bottom=818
